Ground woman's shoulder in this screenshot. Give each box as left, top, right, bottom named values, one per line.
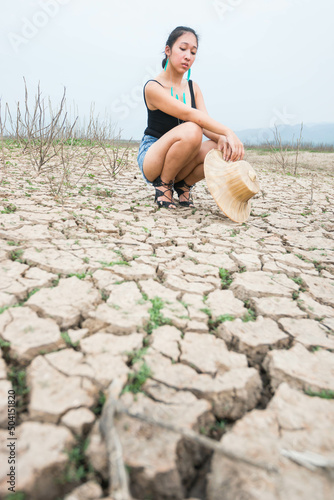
left=190, top=80, right=203, bottom=99
left=145, top=73, right=167, bottom=88
left=190, top=80, right=200, bottom=91
left=145, top=79, right=164, bottom=88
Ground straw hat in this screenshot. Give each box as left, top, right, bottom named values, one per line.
left=204, top=149, right=260, bottom=223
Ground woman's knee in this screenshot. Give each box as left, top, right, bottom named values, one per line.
left=180, top=122, right=203, bottom=146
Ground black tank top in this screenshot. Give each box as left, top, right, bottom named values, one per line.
left=143, top=79, right=197, bottom=139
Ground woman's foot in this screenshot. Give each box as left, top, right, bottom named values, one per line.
left=152, top=176, right=176, bottom=209
left=174, top=179, right=195, bottom=207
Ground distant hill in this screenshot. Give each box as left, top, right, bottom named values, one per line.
left=235, top=123, right=334, bottom=146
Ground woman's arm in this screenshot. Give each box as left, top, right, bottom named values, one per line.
left=193, top=82, right=243, bottom=161
left=192, top=82, right=220, bottom=142
left=146, top=80, right=230, bottom=134
left=145, top=81, right=244, bottom=161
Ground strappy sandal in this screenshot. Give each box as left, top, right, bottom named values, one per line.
left=152, top=175, right=176, bottom=209
left=173, top=179, right=195, bottom=207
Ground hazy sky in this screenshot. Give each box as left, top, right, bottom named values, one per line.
left=1, top=0, right=333, bottom=140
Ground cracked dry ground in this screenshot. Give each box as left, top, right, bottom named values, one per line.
left=0, top=147, right=334, bottom=500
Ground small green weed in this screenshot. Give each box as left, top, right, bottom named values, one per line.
left=0, top=305, right=16, bottom=315
left=304, top=388, right=334, bottom=399
left=4, top=492, right=26, bottom=500
left=92, top=390, right=106, bottom=415
left=242, top=309, right=256, bottom=322
left=109, top=303, right=121, bottom=310
left=313, top=260, right=325, bottom=273
left=295, top=253, right=311, bottom=263
left=8, top=367, right=30, bottom=413
left=99, top=289, right=109, bottom=301
left=219, top=268, right=233, bottom=289
left=201, top=308, right=235, bottom=329
left=113, top=249, right=123, bottom=257
left=213, top=314, right=235, bottom=326
left=98, top=260, right=130, bottom=267
left=291, top=276, right=306, bottom=292
left=242, top=300, right=256, bottom=322
left=121, top=362, right=152, bottom=394
left=52, top=275, right=61, bottom=287
left=61, top=331, right=80, bottom=349
left=145, top=297, right=172, bottom=334
left=200, top=418, right=227, bottom=438
left=25, top=288, right=40, bottom=301
left=60, top=435, right=94, bottom=484
left=67, top=273, right=87, bottom=280
left=1, top=203, right=17, bottom=214
left=9, top=249, right=24, bottom=262
left=0, top=338, right=11, bottom=348
left=126, top=347, right=149, bottom=366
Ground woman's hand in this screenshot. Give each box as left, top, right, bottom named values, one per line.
left=217, top=135, right=231, bottom=161
left=218, top=131, right=244, bottom=162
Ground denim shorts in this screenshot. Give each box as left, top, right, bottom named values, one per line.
left=137, top=134, right=159, bottom=185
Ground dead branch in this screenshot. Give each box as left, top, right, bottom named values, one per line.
left=281, top=449, right=334, bottom=472
left=100, top=378, right=279, bottom=482
left=0, top=99, right=7, bottom=168
left=309, top=173, right=316, bottom=205
left=99, top=378, right=132, bottom=500
left=97, top=129, right=132, bottom=179
left=17, top=78, right=71, bottom=172
left=293, top=122, right=304, bottom=175
left=266, top=124, right=290, bottom=172
left=114, top=401, right=279, bottom=474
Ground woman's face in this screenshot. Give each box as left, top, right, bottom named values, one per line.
left=167, top=32, right=198, bottom=74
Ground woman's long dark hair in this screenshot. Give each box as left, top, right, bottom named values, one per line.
left=162, top=26, right=199, bottom=69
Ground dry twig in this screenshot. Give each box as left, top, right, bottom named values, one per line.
left=0, top=99, right=7, bottom=168
left=266, top=124, right=290, bottom=172
left=309, top=173, right=316, bottom=205
left=293, top=122, right=304, bottom=175
left=100, top=378, right=279, bottom=489
left=99, top=378, right=132, bottom=500
left=281, top=449, right=334, bottom=472
left=114, top=401, right=279, bottom=474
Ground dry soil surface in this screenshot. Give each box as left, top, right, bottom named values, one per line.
left=0, top=147, right=334, bottom=500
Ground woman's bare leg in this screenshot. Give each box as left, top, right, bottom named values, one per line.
left=143, top=122, right=203, bottom=205
left=175, top=139, right=217, bottom=183
left=174, top=139, right=217, bottom=204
